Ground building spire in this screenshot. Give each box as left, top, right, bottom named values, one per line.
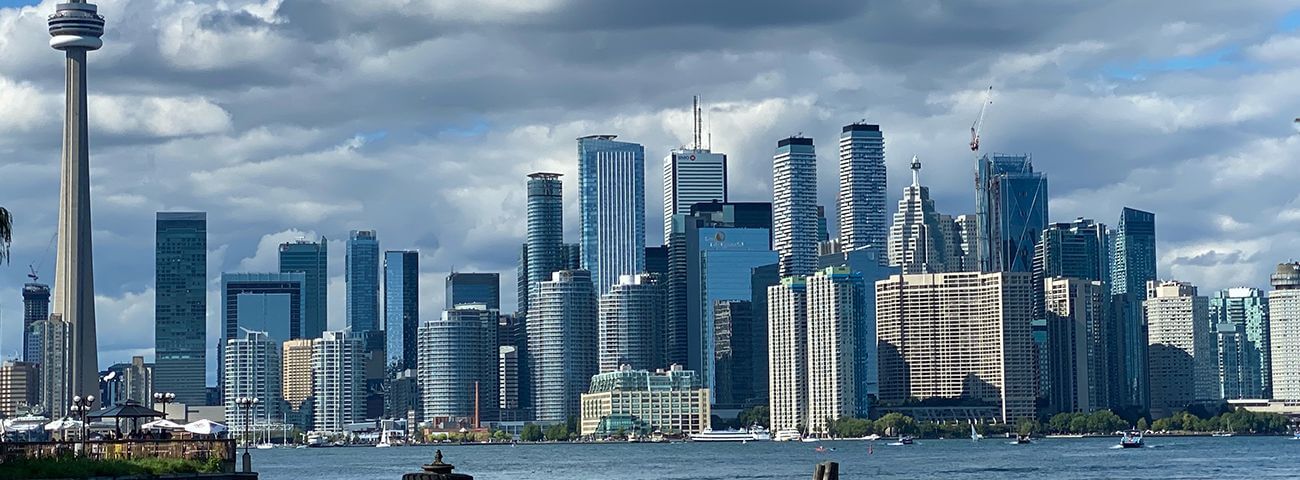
left=910, top=155, right=921, bottom=187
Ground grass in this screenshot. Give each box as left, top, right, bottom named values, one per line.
left=0, top=456, right=224, bottom=479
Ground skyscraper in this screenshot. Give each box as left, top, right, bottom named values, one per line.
left=223, top=331, right=282, bottom=430
left=49, top=0, right=107, bottom=409
left=976, top=153, right=1048, bottom=273
left=887, top=156, right=949, bottom=274
left=818, top=245, right=896, bottom=416
left=279, top=238, right=328, bottom=339
left=1268, top=263, right=1300, bottom=401
left=346, top=230, right=380, bottom=334
left=445, top=272, right=499, bottom=311
left=806, top=267, right=864, bottom=433
left=773, top=136, right=818, bottom=277
left=1044, top=277, right=1108, bottom=414
left=767, top=277, right=807, bottom=434
left=1033, top=218, right=1109, bottom=318
left=0, top=361, right=38, bottom=417
left=385, top=251, right=420, bottom=371
left=837, top=123, right=887, bottom=259
left=154, top=212, right=207, bottom=406
left=282, top=339, right=314, bottom=430
left=221, top=273, right=305, bottom=343
left=663, top=138, right=727, bottom=244
left=1216, top=323, right=1259, bottom=400
left=22, top=282, right=50, bottom=364
left=36, top=316, right=69, bottom=416
left=598, top=274, right=664, bottom=373
left=312, top=330, right=364, bottom=433
left=528, top=270, right=598, bottom=422
left=578, top=135, right=646, bottom=296
left=1109, top=207, right=1156, bottom=411
left=418, top=305, right=499, bottom=423
left=712, top=300, right=753, bottom=408
left=1209, top=288, right=1269, bottom=398
left=876, top=271, right=1036, bottom=422
left=524, top=173, right=565, bottom=309
left=1145, top=280, right=1214, bottom=419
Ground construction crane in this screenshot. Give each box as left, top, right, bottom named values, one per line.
left=27, top=264, right=38, bottom=283
left=969, top=86, right=993, bottom=152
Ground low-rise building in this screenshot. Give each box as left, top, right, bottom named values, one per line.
left=579, top=365, right=709, bottom=437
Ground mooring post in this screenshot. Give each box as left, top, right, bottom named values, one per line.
left=812, top=461, right=839, bottom=480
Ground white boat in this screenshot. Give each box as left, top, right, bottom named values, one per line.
left=255, top=443, right=274, bottom=450
left=689, top=428, right=770, bottom=442
left=862, top=434, right=881, bottom=441
left=971, top=425, right=983, bottom=441
left=376, top=428, right=392, bottom=447
left=773, top=428, right=801, bottom=442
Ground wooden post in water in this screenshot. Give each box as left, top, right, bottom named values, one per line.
left=812, top=461, right=839, bottom=480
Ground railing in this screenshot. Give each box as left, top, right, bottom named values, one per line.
left=0, top=439, right=236, bottom=469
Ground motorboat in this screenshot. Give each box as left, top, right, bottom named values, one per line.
left=1015, top=434, right=1032, bottom=444
left=887, top=435, right=914, bottom=446
left=862, top=434, right=881, bottom=441
left=1119, top=431, right=1144, bottom=448
left=773, top=428, right=802, bottom=442
left=689, top=427, right=770, bottom=442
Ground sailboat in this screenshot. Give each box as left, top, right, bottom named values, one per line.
left=970, top=425, right=983, bottom=441
left=376, top=420, right=392, bottom=448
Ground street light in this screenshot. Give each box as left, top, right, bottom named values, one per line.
left=70, top=395, right=96, bottom=457
left=235, top=397, right=259, bottom=473
left=153, top=392, right=176, bottom=419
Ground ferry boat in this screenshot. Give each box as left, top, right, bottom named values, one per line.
left=1119, top=431, right=1144, bottom=448
left=689, top=427, right=770, bottom=442
left=773, top=428, right=802, bottom=442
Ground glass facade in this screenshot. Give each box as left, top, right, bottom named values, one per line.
left=279, top=238, right=328, bottom=339
left=1210, top=288, right=1270, bottom=398
left=977, top=153, right=1048, bottom=273
left=1109, top=207, right=1156, bottom=411
left=445, top=272, right=500, bottom=311
left=346, top=230, right=380, bottom=334
left=578, top=135, right=646, bottom=296
left=385, top=250, right=419, bottom=371
left=154, top=211, right=208, bottom=406
left=22, top=283, right=50, bottom=364
left=773, top=137, right=817, bottom=277
left=837, top=123, right=887, bottom=259
left=222, top=273, right=305, bottom=342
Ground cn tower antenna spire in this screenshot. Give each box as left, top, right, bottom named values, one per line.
left=692, top=95, right=702, bottom=150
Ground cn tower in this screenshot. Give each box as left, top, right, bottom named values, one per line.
left=48, top=0, right=105, bottom=409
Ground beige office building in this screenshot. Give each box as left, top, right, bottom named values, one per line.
left=875, top=271, right=1035, bottom=422
left=0, top=361, right=38, bottom=417
left=579, top=365, right=709, bottom=436
left=1145, top=280, right=1214, bottom=419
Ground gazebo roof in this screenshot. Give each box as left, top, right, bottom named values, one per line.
left=89, top=400, right=166, bottom=419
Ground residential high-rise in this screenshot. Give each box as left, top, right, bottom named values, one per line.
left=598, top=274, right=664, bottom=373
left=1210, top=288, right=1269, bottom=398
left=837, top=123, right=887, bottom=260
left=1145, top=280, right=1214, bottom=419
left=579, top=365, right=711, bottom=436
left=385, top=251, right=420, bottom=371
left=712, top=300, right=753, bottom=408
left=49, top=0, right=107, bottom=409
left=499, top=346, right=519, bottom=414
left=1109, top=207, right=1156, bottom=411
left=0, top=361, right=38, bottom=417
left=223, top=331, right=281, bottom=430
left=528, top=270, right=598, bottom=422
left=773, top=137, right=818, bottom=277
left=312, top=331, right=364, bottom=433
left=34, top=316, right=68, bottom=416
left=1268, top=263, right=1300, bottom=400
left=806, top=267, right=864, bottom=434
left=876, top=272, right=1036, bottom=422
left=154, top=212, right=207, bottom=407
left=887, top=156, right=949, bottom=274
left=346, top=230, right=380, bottom=334
left=818, top=245, right=896, bottom=416
left=1044, top=278, right=1108, bottom=413
left=418, top=305, right=499, bottom=424
left=279, top=238, right=328, bottom=339
left=101, top=356, right=152, bottom=406
left=1033, top=219, right=1108, bottom=318
left=446, top=272, right=499, bottom=311
left=222, top=273, right=305, bottom=342
left=524, top=173, right=565, bottom=314
left=22, top=282, right=50, bottom=364
left=578, top=135, right=646, bottom=296
left=768, top=277, right=808, bottom=434
left=663, top=142, right=727, bottom=244
left=282, top=339, right=314, bottom=430
left=976, top=153, right=1048, bottom=273
left=1216, top=323, right=1259, bottom=400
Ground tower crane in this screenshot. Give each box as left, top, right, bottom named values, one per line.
left=970, top=86, right=993, bottom=152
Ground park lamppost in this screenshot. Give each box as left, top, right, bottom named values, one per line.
left=70, top=395, right=96, bottom=456
left=235, top=397, right=259, bottom=472
left=153, top=392, right=176, bottom=419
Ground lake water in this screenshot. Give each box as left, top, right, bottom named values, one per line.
left=250, top=436, right=1300, bottom=479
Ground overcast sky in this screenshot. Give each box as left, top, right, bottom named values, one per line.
left=1, top=1, right=1298, bottom=383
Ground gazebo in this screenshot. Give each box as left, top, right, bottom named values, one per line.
left=89, top=400, right=168, bottom=438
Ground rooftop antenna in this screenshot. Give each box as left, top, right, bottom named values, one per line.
left=692, top=95, right=702, bottom=150
left=707, top=106, right=712, bottom=150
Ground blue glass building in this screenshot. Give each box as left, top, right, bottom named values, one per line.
left=1109, top=207, right=1156, bottom=412
left=221, top=273, right=305, bottom=342
left=577, top=135, right=646, bottom=296
left=385, top=251, right=419, bottom=371
left=154, top=212, right=208, bottom=406
left=445, top=272, right=500, bottom=311
left=346, top=230, right=380, bottom=334
left=279, top=238, right=328, bottom=339
left=977, top=153, right=1048, bottom=273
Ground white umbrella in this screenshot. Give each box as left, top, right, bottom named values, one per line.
left=142, top=419, right=184, bottom=430
left=183, top=419, right=228, bottom=435
left=44, top=417, right=83, bottom=431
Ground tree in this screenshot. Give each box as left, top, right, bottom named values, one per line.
left=520, top=424, right=543, bottom=442
left=737, top=405, right=770, bottom=428
left=544, top=423, right=569, bottom=441
left=874, top=413, right=915, bottom=436
left=0, top=207, right=10, bottom=265
left=1136, top=418, right=1148, bottom=431
left=1016, top=418, right=1039, bottom=436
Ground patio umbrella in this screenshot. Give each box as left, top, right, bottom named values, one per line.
left=183, top=419, right=228, bottom=435
left=141, top=419, right=184, bottom=430
left=44, top=417, right=83, bottom=431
